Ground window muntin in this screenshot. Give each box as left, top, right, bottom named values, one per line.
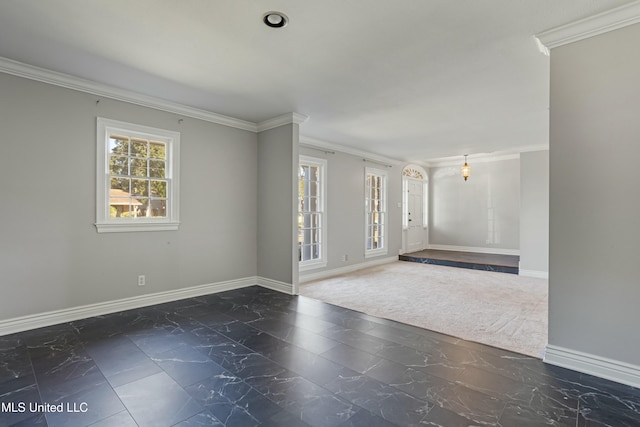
left=298, top=156, right=327, bottom=270
left=96, top=118, right=180, bottom=233
left=365, top=167, right=387, bottom=257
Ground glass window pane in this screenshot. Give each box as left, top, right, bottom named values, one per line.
left=131, top=138, right=148, bottom=157
left=149, top=141, right=166, bottom=159
left=110, top=178, right=130, bottom=192
left=308, top=182, right=318, bottom=197
left=131, top=179, right=149, bottom=196
left=135, top=198, right=149, bottom=217
left=109, top=156, right=128, bottom=175
left=150, top=180, right=167, bottom=198
left=109, top=136, right=128, bottom=155
left=304, top=229, right=311, bottom=245
left=149, top=159, right=165, bottom=178
left=146, top=199, right=167, bottom=218
left=310, top=166, right=319, bottom=181
left=312, top=244, right=319, bottom=259
left=130, top=158, right=147, bottom=177
left=303, top=245, right=311, bottom=261
left=310, top=197, right=318, bottom=212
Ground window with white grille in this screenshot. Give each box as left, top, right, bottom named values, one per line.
left=298, top=156, right=327, bottom=270
left=365, top=167, right=387, bottom=257
left=96, top=118, right=180, bottom=233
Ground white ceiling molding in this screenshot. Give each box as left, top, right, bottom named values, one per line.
left=426, top=152, right=521, bottom=168
left=536, top=0, right=640, bottom=49
left=0, top=56, right=313, bottom=136
left=0, top=56, right=258, bottom=132
left=256, top=112, right=309, bottom=132
left=299, top=136, right=404, bottom=166
left=517, top=143, right=550, bottom=153
left=425, top=143, right=548, bottom=167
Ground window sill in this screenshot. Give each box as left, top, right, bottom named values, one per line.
left=95, top=221, right=180, bottom=233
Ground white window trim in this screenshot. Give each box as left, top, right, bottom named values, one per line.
left=96, top=117, right=180, bottom=233
left=299, top=155, right=327, bottom=271
left=365, top=167, right=388, bottom=258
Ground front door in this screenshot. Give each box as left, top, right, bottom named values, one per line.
left=406, top=178, right=424, bottom=252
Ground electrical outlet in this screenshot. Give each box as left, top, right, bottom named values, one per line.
left=138, top=275, right=145, bottom=286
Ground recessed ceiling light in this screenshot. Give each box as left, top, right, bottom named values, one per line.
left=263, top=11, right=288, bottom=28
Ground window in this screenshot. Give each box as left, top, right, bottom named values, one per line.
left=298, top=156, right=327, bottom=270
left=96, top=118, right=180, bottom=233
left=365, top=167, right=387, bottom=257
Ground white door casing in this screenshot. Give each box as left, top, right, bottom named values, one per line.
left=402, top=164, right=428, bottom=254
left=406, top=178, right=424, bottom=252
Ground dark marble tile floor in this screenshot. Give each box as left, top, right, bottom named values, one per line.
left=399, top=250, right=519, bottom=274
left=1, top=286, right=639, bottom=426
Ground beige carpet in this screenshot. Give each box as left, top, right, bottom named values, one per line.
left=300, top=261, right=548, bottom=358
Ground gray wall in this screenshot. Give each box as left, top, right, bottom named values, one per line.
left=299, top=147, right=402, bottom=277
left=257, top=124, right=298, bottom=288
left=519, top=150, right=549, bottom=275
left=549, top=23, right=640, bottom=364
left=0, top=73, right=258, bottom=320
left=429, top=157, right=520, bottom=252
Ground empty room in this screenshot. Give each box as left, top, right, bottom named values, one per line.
left=1, top=1, right=640, bottom=426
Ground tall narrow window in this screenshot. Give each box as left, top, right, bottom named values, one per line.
left=365, top=167, right=388, bottom=257
left=298, top=156, right=327, bottom=270
left=96, top=118, right=180, bottom=233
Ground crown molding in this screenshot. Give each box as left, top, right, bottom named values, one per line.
left=424, top=144, right=548, bottom=167
left=299, top=136, right=404, bottom=166
left=0, top=56, right=258, bottom=132
left=256, top=112, right=309, bottom=132
left=518, top=143, right=550, bottom=153
left=426, top=153, right=520, bottom=168
left=536, top=1, right=640, bottom=49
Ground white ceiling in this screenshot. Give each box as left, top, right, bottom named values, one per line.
left=0, top=0, right=634, bottom=162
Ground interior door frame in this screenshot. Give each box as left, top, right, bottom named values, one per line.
left=401, top=164, right=428, bottom=254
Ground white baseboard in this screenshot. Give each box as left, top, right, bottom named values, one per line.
left=0, top=277, right=257, bottom=336
left=257, top=277, right=294, bottom=295
left=427, top=244, right=520, bottom=256
left=299, top=256, right=398, bottom=283
left=544, top=345, right=640, bottom=389
left=519, top=269, right=549, bottom=279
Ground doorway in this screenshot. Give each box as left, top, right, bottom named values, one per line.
left=402, top=164, right=428, bottom=254
left=406, top=178, right=424, bottom=252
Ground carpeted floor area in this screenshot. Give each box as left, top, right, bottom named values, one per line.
left=300, top=261, right=548, bottom=358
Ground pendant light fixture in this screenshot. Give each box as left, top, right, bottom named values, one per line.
left=461, top=155, right=471, bottom=181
